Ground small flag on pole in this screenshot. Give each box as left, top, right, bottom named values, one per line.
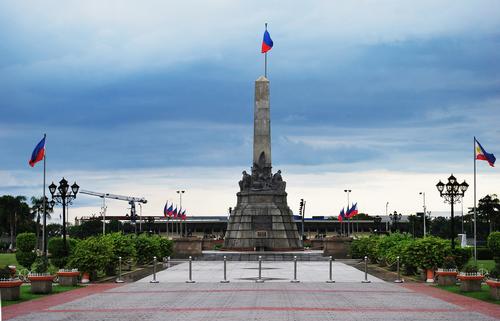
left=163, top=201, right=169, bottom=217
left=181, top=210, right=186, bottom=221
left=261, top=25, right=273, bottom=53
left=346, top=203, right=358, bottom=219
left=475, top=138, right=496, bottom=167
left=167, top=204, right=173, bottom=218
left=29, top=136, right=46, bottom=167
left=173, top=207, right=178, bottom=218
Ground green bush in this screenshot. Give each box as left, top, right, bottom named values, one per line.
left=15, top=251, right=37, bottom=269
left=48, top=237, right=78, bottom=268
left=158, top=237, right=173, bottom=258
left=477, top=246, right=493, bottom=260
left=0, top=265, right=14, bottom=279
left=451, top=247, right=472, bottom=270
left=68, top=236, right=113, bottom=275
left=133, top=234, right=160, bottom=265
left=463, top=262, right=479, bottom=273
left=102, top=233, right=136, bottom=275
left=16, top=233, right=36, bottom=252
left=406, top=236, right=452, bottom=270
left=487, top=232, right=500, bottom=261
left=377, top=233, right=413, bottom=266
left=350, top=235, right=380, bottom=261
left=31, top=256, right=48, bottom=273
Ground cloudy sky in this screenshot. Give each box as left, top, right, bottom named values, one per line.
left=1, top=1, right=499, bottom=222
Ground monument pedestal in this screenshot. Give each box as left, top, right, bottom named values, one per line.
left=223, top=190, right=302, bottom=251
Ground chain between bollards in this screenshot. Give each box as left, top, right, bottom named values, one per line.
left=150, top=256, right=159, bottom=283
left=256, top=255, right=264, bottom=283
left=116, top=256, right=124, bottom=283
left=326, top=256, right=335, bottom=283
left=220, top=255, right=230, bottom=283
left=361, top=256, right=371, bottom=283
left=394, top=256, right=403, bottom=283
left=291, top=256, right=300, bottom=283
left=186, top=256, right=195, bottom=283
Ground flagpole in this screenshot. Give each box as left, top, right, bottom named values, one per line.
left=264, top=23, right=268, bottom=78
left=42, top=133, right=47, bottom=257
left=473, top=137, right=477, bottom=262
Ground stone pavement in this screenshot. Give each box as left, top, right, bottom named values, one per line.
left=3, top=261, right=499, bottom=321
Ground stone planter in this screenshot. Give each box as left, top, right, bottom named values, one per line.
left=57, top=270, right=80, bottom=286
left=425, top=269, right=435, bottom=283
left=435, top=269, right=458, bottom=286
left=0, top=279, right=23, bottom=300
left=28, top=274, right=54, bottom=294
left=485, top=278, right=500, bottom=300
left=458, top=273, right=484, bottom=292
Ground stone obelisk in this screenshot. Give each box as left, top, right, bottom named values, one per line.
left=223, top=76, right=302, bottom=251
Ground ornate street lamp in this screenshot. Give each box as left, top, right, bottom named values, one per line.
left=389, top=211, right=402, bottom=232
left=436, top=174, right=468, bottom=249
left=49, top=178, right=79, bottom=255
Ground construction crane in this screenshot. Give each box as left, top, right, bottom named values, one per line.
left=79, top=189, right=147, bottom=235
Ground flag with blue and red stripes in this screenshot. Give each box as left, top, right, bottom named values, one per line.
left=29, top=136, right=46, bottom=167
left=261, top=25, right=273, bottom=53
left=338, top=208, right=345, bottom=222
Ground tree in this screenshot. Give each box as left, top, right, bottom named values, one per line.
left=0, top=195, right=34, bottom=248
left=31, top=196, right=53, bottom=250
left=477, top=194, right=500, bottom=234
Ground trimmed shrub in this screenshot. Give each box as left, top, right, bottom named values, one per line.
left=133, top=234, right=161, bottom=265
left=0, top=265, right=14, bottom=279
left=48, top=237, right=78, bottom=268
left=406, top=236, right=452, bottom=270
left=31, top=256, right=49, bottom=273
left=68, top=236, right=113, bottom=276
left=451, top=247, right=472, bottom=270
left=158, top=237, right=174, bottom=259
left=16, top=233, right=36, bottom=252
left=15, top=232, right=37, bottom=268
left=102, top=233, right=136, bottom=275
left=487, top=232, right=500, bottom=261
left=350, top=235, right=380, bottom=261
left=463, top=262, right=479, bottom=273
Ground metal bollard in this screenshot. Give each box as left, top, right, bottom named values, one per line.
left=220, top=255, right=230, bottom=283
left=361, top=256, right=371, bottom=283
left=116, top=256, right=124, bottom=283
left=326, top=256, right=335, bottom=283
left=150, top=256, right=159, bottom=283
left=186, top=256, right=195, bottom=283
left=256, top=255, right=264, bottom=283
left=167, top=256, right=171, bottom=269
left=394, top=256, right=403, bottom=283
left=291, top=256, right=300, bottom=283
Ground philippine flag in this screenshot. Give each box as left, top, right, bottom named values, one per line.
left=173, top=207, right=178, bottom=218
left=167, top=204, right=174, bottom=218
left=338, top=208, right=345, bottom=222
left=163, top=202, right=169, bottom=217
left=29, top=136, right=46, bottom=167
left=261, top=27, right=273, bottom=53
left=181, top=210, right=186, bottom=220
left=346, top=203, right=358, bottom=218
left=475, top=138, right=496, bottom=167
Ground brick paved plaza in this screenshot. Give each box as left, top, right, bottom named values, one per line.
left=2, top=261, right=499, bottom=321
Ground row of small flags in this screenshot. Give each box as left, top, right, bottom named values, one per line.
left=164, top=201, right=187, bottom=221
left=338, top=203, right=358, bottom=222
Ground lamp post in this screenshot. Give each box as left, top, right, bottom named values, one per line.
left=49, top=178, right=79, bottom=255
left=344, top=189, right=351, bottom=236
left=373, top=215, right=382, bottom=234
left=389, top=211, right=402, bottom=232
left=176, top=190, right=185, bottom=237
left=436, top=174, right=468, bottom=249
left=419, top=192, right=427, bottom=237
left=43, top=197, right=55, bottom=258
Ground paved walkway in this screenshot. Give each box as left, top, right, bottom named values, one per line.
left=2, top=262, right=499, bottom=321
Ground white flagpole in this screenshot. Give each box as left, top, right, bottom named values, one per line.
left=473, top=137, right=477, bottom=262
left=42, top=133, right=47, bottom=257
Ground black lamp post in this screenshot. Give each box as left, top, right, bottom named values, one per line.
left=389, top=211, right=402, bottom=232
left=373, top=215, right=382, bottom=233
left=436, top=174, right=468, bottom=249
left=42, top=196, right=55, bottom=258
left=49, top=178, right=79, bottom=255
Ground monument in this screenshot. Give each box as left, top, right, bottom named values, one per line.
left=223, top=76, right=302, bottom=251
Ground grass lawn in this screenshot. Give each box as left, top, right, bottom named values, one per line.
left=436, top=284, right=500, bottom=305
left=1, top=284, right=82, bottom=307
left=0, top=253, right=20, bottom=268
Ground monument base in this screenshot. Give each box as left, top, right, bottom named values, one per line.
left=223, top=190, right=302, bottom=251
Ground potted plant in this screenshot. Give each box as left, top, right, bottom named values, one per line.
left=0, top=265, right=23, bottom=301
left=435, top=256, right=458, bottom=286
left=458, top=263, right=484, bottom=292
left=485, top=231, right=500, bottom=300
left=57, top=269, right=80, bottom=286
left=28, top=256, right=54, bottom=294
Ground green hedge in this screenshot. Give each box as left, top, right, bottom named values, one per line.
left=68, top=236, right=113, bottom=276
left=15, top=233, right=37, bottom=268
left=477, top=246, right=493, bottom=260
left=48, top=237, right=78, bottom=268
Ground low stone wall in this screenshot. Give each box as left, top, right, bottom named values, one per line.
left=202, top=239, right=224, bottom=251
left=173, top=237, right=202, bottom=258
left=310, top=240, right=324, bottom=250
left=323, top=237, right=353, bottom=259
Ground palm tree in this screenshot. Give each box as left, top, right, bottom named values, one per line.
left=31, top=196, right=53, bottom=250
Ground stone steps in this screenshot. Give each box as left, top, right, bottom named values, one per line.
left=200, top=251, right=330, bottom=261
